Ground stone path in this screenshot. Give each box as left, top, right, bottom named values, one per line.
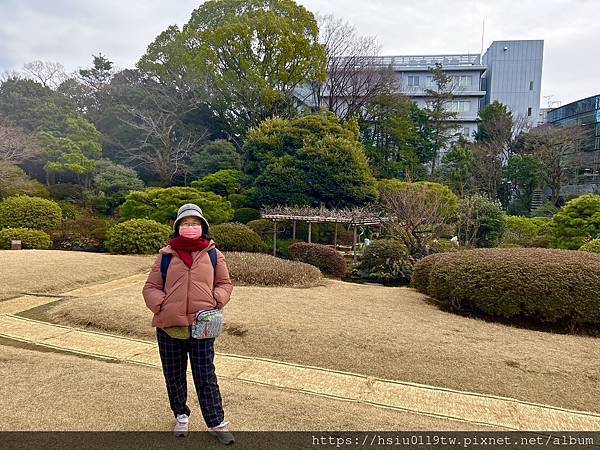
left=1, top=276, right=599, bottom=431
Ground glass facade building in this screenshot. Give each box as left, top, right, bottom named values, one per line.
left=547, top=95, right=600, bottom=195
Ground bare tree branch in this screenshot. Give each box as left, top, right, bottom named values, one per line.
left=22, top=61, right=67, bottom=90
left=315, top=14, right=398, bottom=120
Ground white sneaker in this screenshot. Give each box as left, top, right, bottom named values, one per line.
left=208, top=420, right=235, bottom=445
left=174, top=414, right=189, bottom=437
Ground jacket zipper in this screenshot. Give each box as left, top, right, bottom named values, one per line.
left=186, top=266, right=191, bottom=317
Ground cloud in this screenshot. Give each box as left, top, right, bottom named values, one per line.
left=0, top=0, right=597, bottom=106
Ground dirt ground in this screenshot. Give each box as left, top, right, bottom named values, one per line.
left=0, top=341, right=495, bottom=432
left=0, top=250, right=154, bottom=301
left=30, top=278, right=600, bottom=415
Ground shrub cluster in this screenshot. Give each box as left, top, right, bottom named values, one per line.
left=0, top=195, right=62, bottom=232
left=211, top=222, right=269, bottom=253
left=288, top=242, right=347, bottom=278
left=580, top=239, right=600, bottom=253
left=411, top=248, right=600, bottom=329
left=225, top=252, right=323, bottom=287
left=0, top=227, right=52, bottom=250
left=105, top=219, right=171, bottom=254
left=355, top=239, right=413, bottom=283
left=501, top=216, right=551, bottom=248
left=52, top=213, right=114, bottom=252
left=551, top=194, right=600, bottom=250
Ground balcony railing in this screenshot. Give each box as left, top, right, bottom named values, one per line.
left=363, top=54, right=482, bottom=68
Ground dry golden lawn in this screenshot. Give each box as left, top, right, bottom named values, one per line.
left=37, top=278, right=600, bottom=415
left=0, top=250, right=154, bottom=301
left=0, top=341, right=494, bottom=431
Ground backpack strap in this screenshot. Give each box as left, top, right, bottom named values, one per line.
left=160, top=254, right=173, bottom=291
left=160, top=248, right=218, bottom=291
left=208, top=248, right=218, bottom=270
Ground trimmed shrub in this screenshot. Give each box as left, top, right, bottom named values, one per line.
left=0, top=227, right=52, bottom=250
left=551, top=194, right=600, bottom=250
left=105, top=219, right=171, bottom=254
left=288, top=242, right=347, bottom=278
left=501, top=216, right=551, bottom=248
left=233, top=207, right=261, bottom=224
left=580, top=239, right=600, bottom=253
left=119, top=187, right=234, bottom=226
left=0, top=195, right=62, bottom=232
left=225, top=252, right=323, bottom=287
left=422, top=248, right=600, bottom=329
left=411, top=252, right=455, bottom=294
left=211, top=223, right=269, bottom=253
left=355, top=238, right=413, bottom=283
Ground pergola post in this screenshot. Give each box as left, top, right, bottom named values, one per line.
left=273, top=221, right=277, bottom=256
left=308, top=222, right=312, bottom=243
left=292, top=220, right=296, bottom=240
left=353, top=225, right=357, bottom=260
left=334, top=223, right=338, bottom=250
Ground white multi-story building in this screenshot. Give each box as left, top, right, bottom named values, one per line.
left=301, top=40, right=544, bottom=141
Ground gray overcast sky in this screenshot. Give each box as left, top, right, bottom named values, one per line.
left=0, top=0, right=597, bottom=107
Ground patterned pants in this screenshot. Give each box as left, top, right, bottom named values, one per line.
left=156, top=327, right=225, bottom=428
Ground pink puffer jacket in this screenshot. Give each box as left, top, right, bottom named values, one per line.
left=142, top=241, right=233, bottom=328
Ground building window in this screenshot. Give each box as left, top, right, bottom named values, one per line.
left=529, top=81, right=534, bottom=91
left=596, top=137, right=600, bottom=150
left=448, top=101, right=471, bottom=113
left=527, top=107, right=532, bottom=117
left=463, top=126, right=470, bottom=137
left=407, top=75, right=420, bottom=87
left=426, top=76, right=435, bottom=87
left=457, top=75, right=472, bottom=87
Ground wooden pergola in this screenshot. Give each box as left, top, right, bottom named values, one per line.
left=260, top=204, right=386, bottom=260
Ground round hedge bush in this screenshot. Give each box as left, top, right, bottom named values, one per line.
left=288, top=242, right=347, bottom=278
left=355, top=239, right=413, bottom=283
left=0, top=227, right=52, bottom=250
left=105, top=219, right=171, bottom=254
left=0, top=195, right=62, bottom=232
left=211, top=222, right=269, bottom=253
left=413, top=248, right=600, bottom=329
left=225, top=252, right=323, bottom=287
left=580, top=239, right=600, bottom=253
left=411, top=252, right=454, bottom=294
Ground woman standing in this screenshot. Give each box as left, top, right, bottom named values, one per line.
left=142, top=203, right=234, bottom=444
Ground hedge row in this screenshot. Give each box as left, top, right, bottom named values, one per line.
left=0, top=228, right=52, bottom=250
left=411, top=248, right=600, bottom=328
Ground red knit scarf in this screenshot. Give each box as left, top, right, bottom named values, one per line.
left=169, top=236, right=210, bottom=268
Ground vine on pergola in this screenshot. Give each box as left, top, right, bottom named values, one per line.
left=260, top=204, right=385, bottom=225
left=259, top=204, right=387, bottom=259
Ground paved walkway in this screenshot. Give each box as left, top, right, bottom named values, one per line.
left=1, top=276, right=599, bottom=431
